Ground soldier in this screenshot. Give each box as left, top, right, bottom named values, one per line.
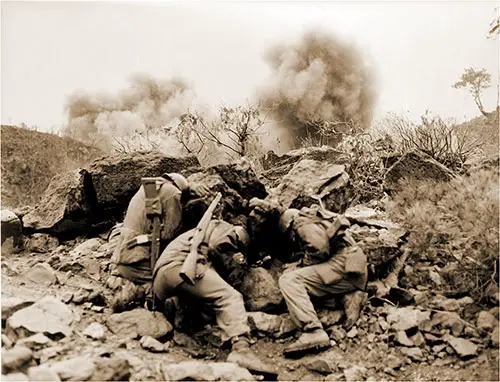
left=109, top=173, right=209, bottom=311
left=152, top=218, right=277, bottom=376
left=248, top=198, right=368, bottom=357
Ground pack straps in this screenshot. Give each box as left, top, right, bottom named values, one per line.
left=142, top=178, right=164, bottom=273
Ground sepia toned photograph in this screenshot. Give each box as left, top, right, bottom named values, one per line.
left=1, top=1, right=499, bottom=380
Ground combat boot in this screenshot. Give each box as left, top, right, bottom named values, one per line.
left=343, top=290, right=368, bottom=331
left=283, top=328, right=330, bottom=357
left=227, top=336, right=278, bottom=377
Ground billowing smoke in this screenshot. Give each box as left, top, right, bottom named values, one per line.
left=259, top=30, right=377, bottom=147
left=64, top=74, right=195, bottom=153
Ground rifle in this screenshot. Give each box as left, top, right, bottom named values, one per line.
left=179, top=192, right=222, bottom=285
left=142, top=178, right=163, bottom=273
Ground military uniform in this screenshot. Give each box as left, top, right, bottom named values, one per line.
left=277, top=206, right=368, bottom=355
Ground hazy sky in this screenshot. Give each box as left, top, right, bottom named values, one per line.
left=1, top=1, right=499, bottom=132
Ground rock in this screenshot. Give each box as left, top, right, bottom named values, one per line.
left=162, top=361, right=255, bottom=381
left=106, top=308, right=172, bottom=339
left=240, top=267, right=283, bottom=312
left=343, top=365, right=367, bottom=382
left=490, top=326, right=499, bottom=347
left=83, top=323, right=106, bottom=341
left=428, top=269, right=442, bottom=286
left=1, top=297, right=34, bottom=322
left=140, top=336, right=168, bottom=352
left=432, top=344, right=447, bottom=354
left=172, top=332, right=209, bottom=358
left=384, top=150, right=454, bottom=193
left=2, top=334, right=13, bottom=349
left=386, top=354, right=404, bottom=370
left=1, top=346, right=33, bottom=373
left=69, top=238, right=102, bottom=257
left=319, top=310, right=344, bottom=327
left=476, top=311, right=497, bottom=332
left=0, top=372, right=29, bottom=381
left=446, top=336, right=478, bottom=358
left=386, top=307, right=430, bottom=331
left=427, top=295, right=460, bottom=312
left=16, top=333, right=51, bottom=350
left=278, top=315, right=298, bottom=337
left=346, top=327, right=358, bottom=339
left=431, top=311, right=465, bottom=335
left=325, top=372, right=345, bottom=381
left=409, top=331, right=426, bottom=347
left=50, top=356, right=95, bottom=381
left=38, top=346, right=63, bottom=363
left=1, top=210, right=23, bottom=254
left=6, top=296, right=73, bottom=340
left=304, top=359, right=336, bottom=374
left=394, top=331, right=414, bottom=347
left=267, top=160, right=352, bottom=213
left=25, top=234, right=59, bottom=253
left=247, top=312, right=282, bottom=333
left=83, top=259, right=101, bottom=281
left=25, top=263, right=57, bottom=286
left=400, top=347, right=425, bottom=362
left=329, top=326, right=347, bottom=343
left=91, top=356, right=131, bottom=381
left=27, top=366, right=61, bottom=381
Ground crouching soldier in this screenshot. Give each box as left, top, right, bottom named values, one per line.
left=109, top=173, right=208, bottom=311
left=152, top=218, right=278, bottom=377
left=277, top=205, right=368, bottom=357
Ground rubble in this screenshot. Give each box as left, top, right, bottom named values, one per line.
left=162, top=361, right=255, bottom=381
left=49, top=356, right=95, bottom=381
left=446, top=336, right=478, bottom=358
left=25, top=263, right=57, bottom=286
left=106, top=309, right=172, bottom=339
left=476, top=311, right=497, bottom=332
left=25, top=234, right=59, bottom=253
left=83, top=323, right=106, bottom=341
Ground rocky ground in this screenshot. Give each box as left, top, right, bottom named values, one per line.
left=1, top=148, right=499, bottom=381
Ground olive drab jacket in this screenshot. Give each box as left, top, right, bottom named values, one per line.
left=285, top=205, right=368, bottom=291
left=113, top=178, right=184, bottom=283
left=153, top=219, right=249, bottom=291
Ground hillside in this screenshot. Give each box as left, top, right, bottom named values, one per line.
left=1, top=125, right=104, bottom=209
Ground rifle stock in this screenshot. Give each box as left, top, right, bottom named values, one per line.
left=179, top=192, right=222, bottom=285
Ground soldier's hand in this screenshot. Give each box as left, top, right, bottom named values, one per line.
left=189, top=183, right=212, bottom=198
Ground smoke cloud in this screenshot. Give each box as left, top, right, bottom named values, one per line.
left=259, top=30, right=377, bottom=147
left=64, top=74, right=195, bottom=153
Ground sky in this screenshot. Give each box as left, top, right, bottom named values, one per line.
left=1, top=0, right=499, bottom=132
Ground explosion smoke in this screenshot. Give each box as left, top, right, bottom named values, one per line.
left=64, top=74, right=195, bottom=152
left=260, top=30, right=377, bottom=147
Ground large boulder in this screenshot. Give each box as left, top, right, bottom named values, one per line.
left=23, top=152, right=199, bottom=238
left=240, top=267, right=283, bottom=312
left=106, top=308, right=173, bottom=339
left=1, top=210, right=23, bottom=254
left=267, top=159, right=353, bottom=213
left=384, top=150, right=455, bottom=193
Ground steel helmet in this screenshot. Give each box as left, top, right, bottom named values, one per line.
left=279, top=208, right=300, bottom=233
left=163, top=173, right=189, bottom=192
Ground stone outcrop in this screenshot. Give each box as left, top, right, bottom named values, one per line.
left=1, top=210, right=23, bottom=254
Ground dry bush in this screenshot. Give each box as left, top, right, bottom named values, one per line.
left=386, top=169, right=499, bottom=303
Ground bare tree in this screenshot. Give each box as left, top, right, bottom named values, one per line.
left=453, top=67, right=493, bottom=118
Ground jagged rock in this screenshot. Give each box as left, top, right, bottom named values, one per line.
left=0, top=372, right=29, bottom=381
left=259, top=147, right=347, bottom=188
left=83, top=323, right=106, bottom=341
left=346, top=327, right=358, bottom=339
left=385, top=354, right=404, bottom=370
left=25, top=263, right=57, bottom=286
left=106, top=308, right=172, bottom=339
left=490, top=326, right=499, bottom=347
left=1, top=210, right=23, bottom=254
left=343, top=365, right=367, bottom=381
left=240, top=267, right=283, bottom=312
left=247, top=312, right=282, bottom=333
left=91, top=356, right=131, bottom=381
left=27, top=366, right=61, bottom=381
left=2, top=334, right=13, bottom=349
left=394, top=331, right=414, bottom=347
left=427, top=295, right=473, bottom=312
left=400, top=347, right=425, bottom=362
left=38, top=346, right=63, bottom=364
left=25, top=234, right=59, bottom=253
left=384, top=150, right=455, bottom=193
left=304, top=359, right=337, bottom=374
left=69, top=238, right=102, bottom=257
left=431, top=311, right=465, bottom=336
left=267, top=160, right=352, bottom=213
left=16, top=333, right=51, bottom=350
left=446, top=336, right=478, bottom=358
left=162, top=361, right=255, bottom=381
left=386, top=307, right=430, bottom=331
left=6, top=296, right=73, bottom=340
left=432, top=344, right=447, bottom=354
left=428, top=269, right=442, bottom=286
left=319, top=310, right=344, bottom=327
left=278, top=315, right=298, bottom=337
left=476, top=311, right=497, bottom=332
left=1, top=346, right=33, bottom=373
left=409, top=331, right=426, bottom=347
left=50, top=356, right=95, bottom=381
left=140, top=336, right=168, bottom=352
left=329, top=327, right=347, bottom=342
left=488, top=306, right=499, bottom=320
left=1, top=297, right=34, bottom=322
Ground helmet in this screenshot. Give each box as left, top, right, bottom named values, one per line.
left=233, top=226, right=250, bottom=247
left=279, top=208, right=300, bottom=233
left=163, top=173, right=189, bottom=192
